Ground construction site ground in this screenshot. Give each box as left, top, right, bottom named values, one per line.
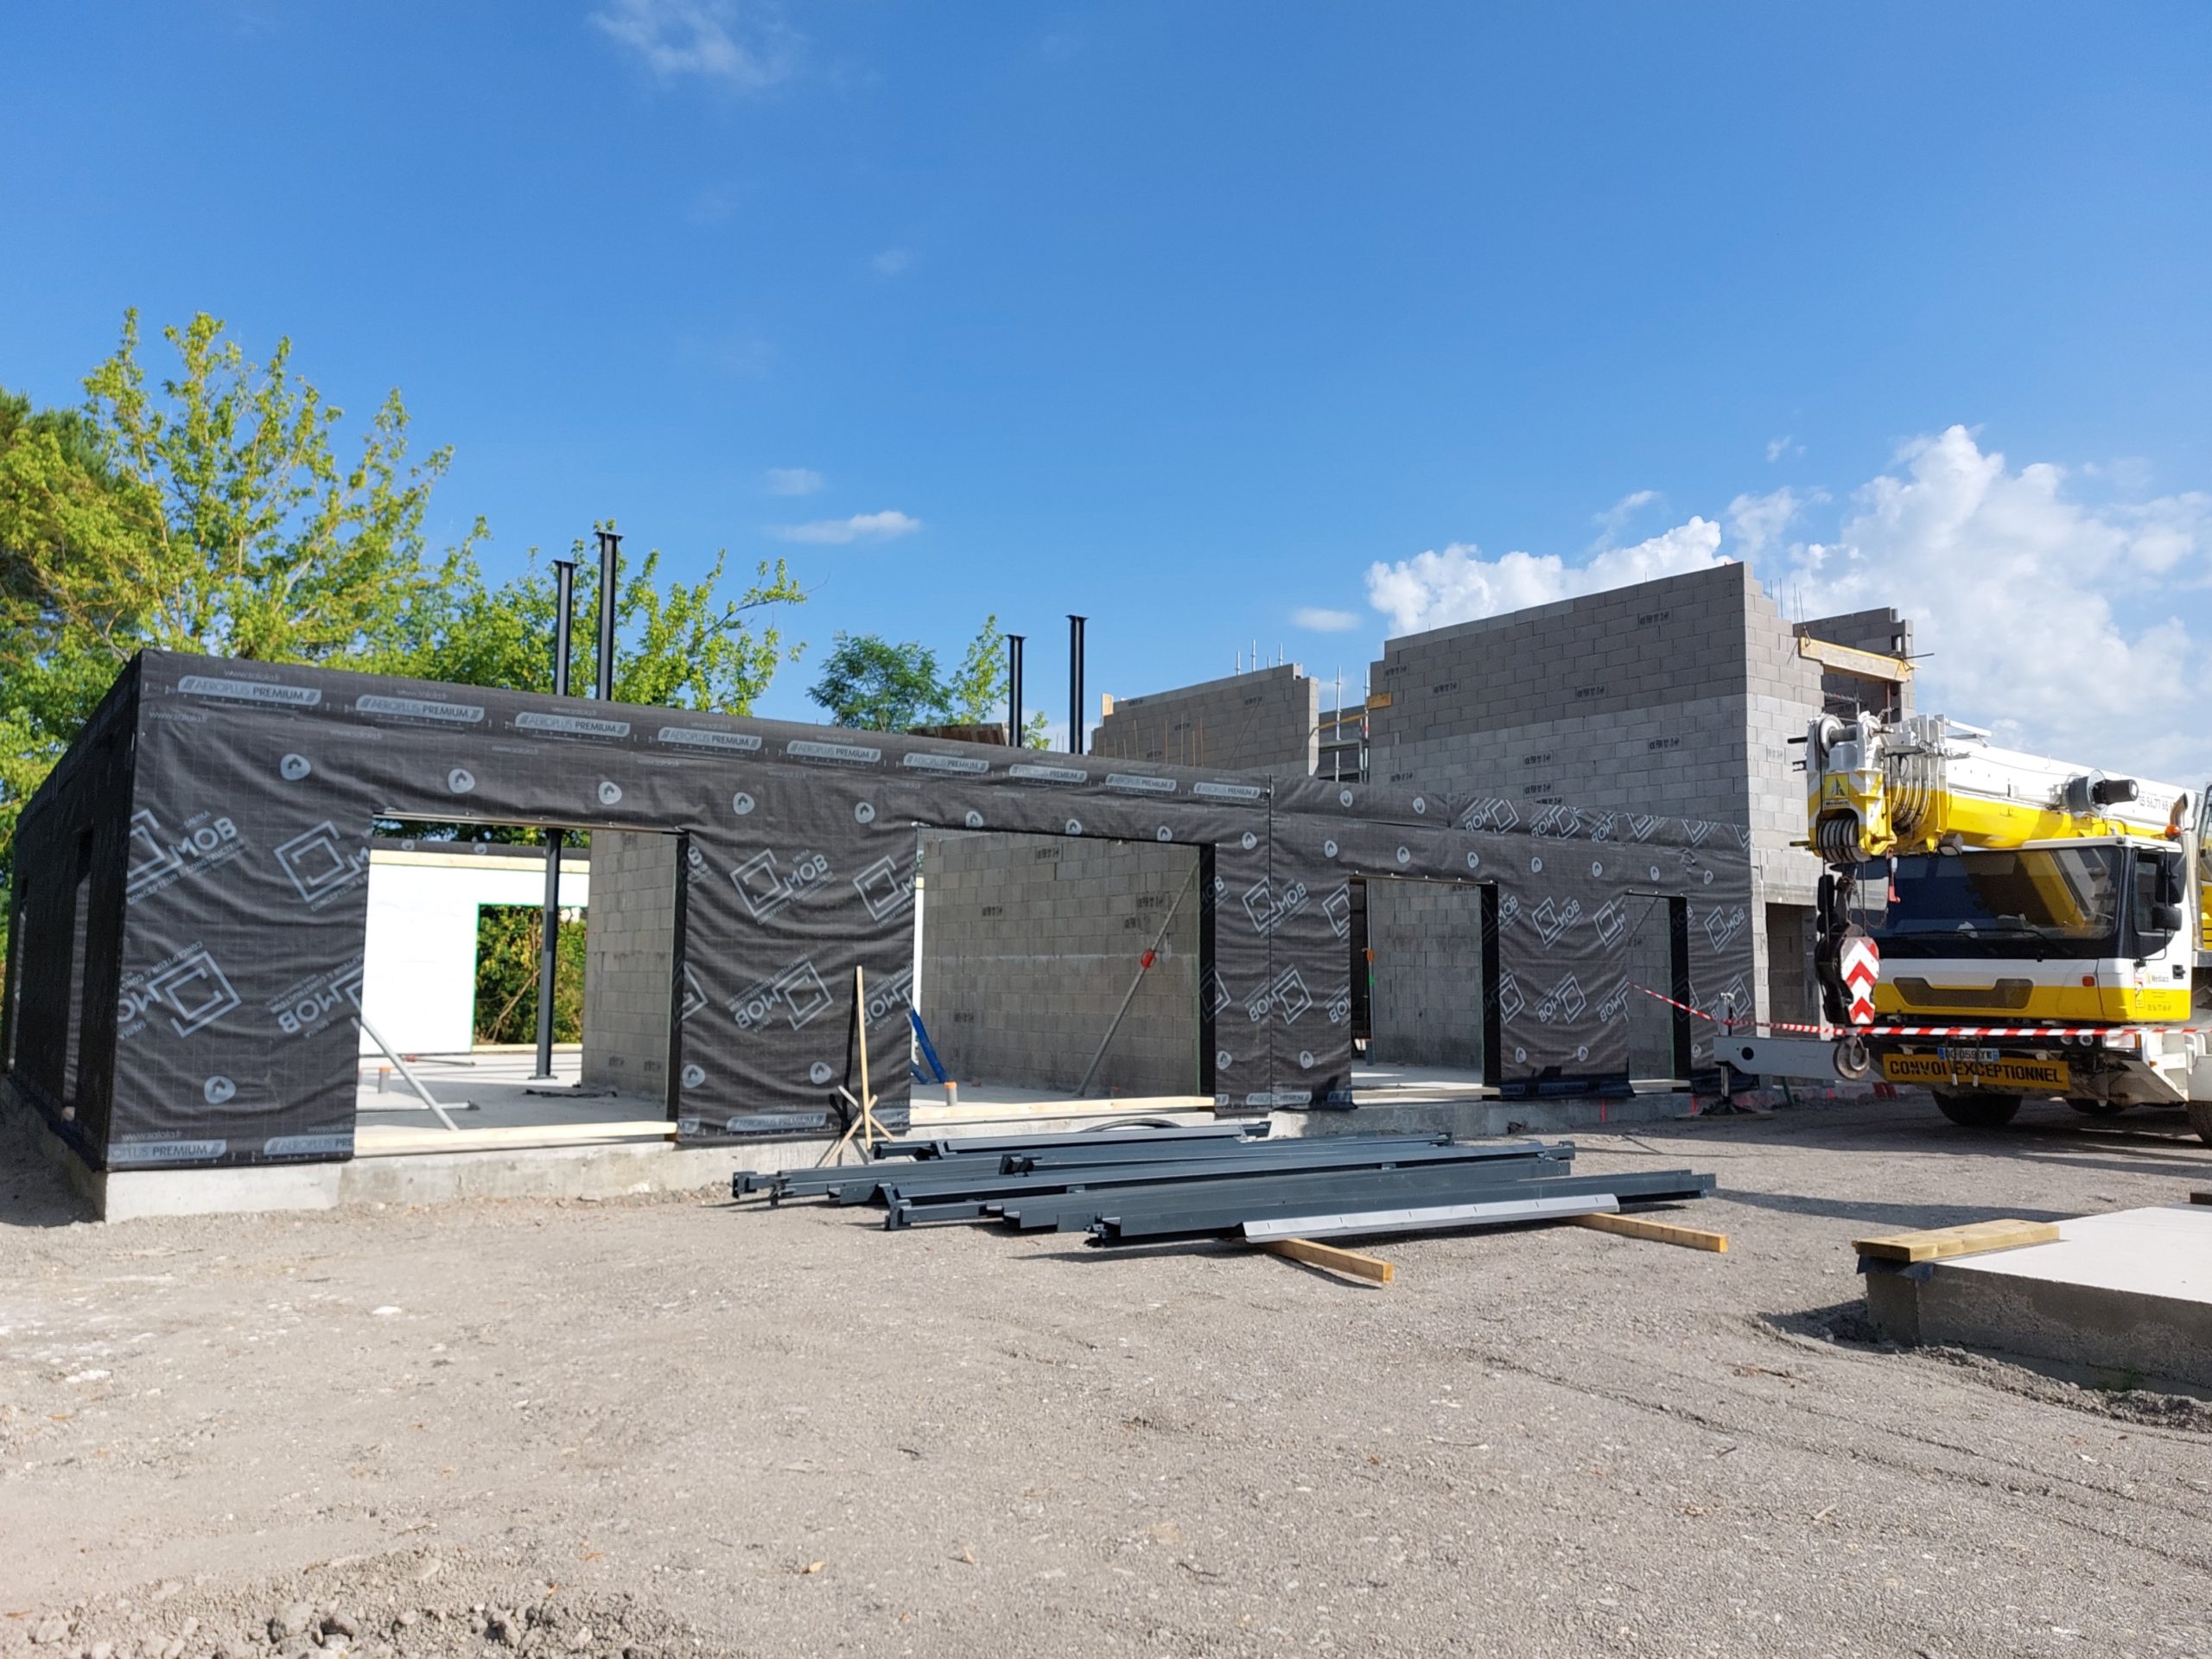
left=6, top=1091, right=2212, bottom=1658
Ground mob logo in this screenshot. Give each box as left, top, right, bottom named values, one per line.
left=271, top=963, right=366, bottom=1037
left=274, top=823, right=368, bottom=907
left=119, top=947, right=242, bottom=1038
left=124, top=809, right=245, bottom=900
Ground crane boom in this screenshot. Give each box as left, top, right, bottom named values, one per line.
left=1806, top=712, right=2188, bottom=865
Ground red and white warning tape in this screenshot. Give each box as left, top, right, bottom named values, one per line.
left=1630, top=982, right=1822, bottom=1034
left=1629, top=984, right=2209, bottom=1042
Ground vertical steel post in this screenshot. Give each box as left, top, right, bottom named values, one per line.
left=1067, top=614, right=1086, bottom=755
left=1007, top=633, right=1025, bottom=750
left=594, top=529, right=620, bottom=702
left=531, top=557, right=579, bottom=1081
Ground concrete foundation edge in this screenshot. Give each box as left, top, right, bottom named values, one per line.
left=10, top=1075, right=1744, bottom=1222
left=1866, top=1265, right=2212, bottom=1391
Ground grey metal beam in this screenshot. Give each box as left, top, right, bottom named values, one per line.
left=877, top=1141, right=1568, bottom=1224
left=1003, top=1132, right=1448, bottom=1173
left=1084, top=1168, right=1714, bottom=1243
left=880, top=1150, right=1574, bottom=1230
left=869, top=1122, right=1262, bottom=1160
left=1240, top=1192, right=1618, bottom=1242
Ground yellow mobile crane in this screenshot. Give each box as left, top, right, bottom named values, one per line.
left=1729, top=712, right=2212, bottom=1140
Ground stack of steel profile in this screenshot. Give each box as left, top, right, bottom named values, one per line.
left=732, top=1124, right=1715, bottom=1245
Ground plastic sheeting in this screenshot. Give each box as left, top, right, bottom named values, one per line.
left=1, top=652, right=1755, bottom=1171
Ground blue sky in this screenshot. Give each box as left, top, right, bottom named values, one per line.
left=6, top=3, right=2210, bottom=771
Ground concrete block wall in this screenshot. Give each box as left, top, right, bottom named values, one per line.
left=1764, top=902, right=1817, bottom=1027
left=1735, top=577, right=1827, bottom=1020
left=1361, top=562, right=1846, bottom=1027
left=1093, top=664, right=1319, bottom=774
left=917, top=830, right=1199, bottom=1096
left=1373, top=695, right=1758, bottom=822
left=918, top=568, right=1901, bottom=1064
left=581, top=829, right=679, bottom=1098
left=1798, top=607, right=1915, bottom=719
left=1367, top=563, right=1759, bottom=751
left=1800, top=607, right=1912, bottom=658
left=1364, top=878, right=1484, bottom=1071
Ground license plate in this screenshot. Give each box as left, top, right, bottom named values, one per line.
left=1936, top=1046, right=2001, bottom=1064
left=1879, top=1054, right=2071, bottom=1091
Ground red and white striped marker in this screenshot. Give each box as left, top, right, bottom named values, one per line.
left=1840, top=935, right=1879, bottom=1027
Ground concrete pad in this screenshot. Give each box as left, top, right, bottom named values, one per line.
left=1293, top=1090, right=1694, bottom=1140
left=1865, top=1204, right=2212, bottom=1389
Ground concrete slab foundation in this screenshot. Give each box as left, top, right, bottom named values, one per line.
left=1864, top=1204, right=2212, bottom=1390
left=10, top=1065, right=1758, bottom=1222
left=1293, top=1090, right=1698, bottom=1141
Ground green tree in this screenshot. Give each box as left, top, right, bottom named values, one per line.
left=380, top=528, right=803, bottom=711
left=0, top=389, right=142, bottom=878
left=472, top=905, right=586, bottom=1045
left=943, top=613, right=1052, bottom=744
left=83, top=309, right=467, bottom=663
left=0, top=310, right=808, bottom=974
left=808, top=613, right=1046, bottom=741
left=940, top=613, right=1007, bottom=724
left=0, top=311, right=469, bottom=899
left=809, top=632, right=944, bottom=731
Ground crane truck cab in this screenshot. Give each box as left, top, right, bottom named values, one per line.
left=1733, top=712, right=2212, bottom=1141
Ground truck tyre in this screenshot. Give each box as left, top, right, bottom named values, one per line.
left=1934, top=1090, right=2021, bottom=1129
left=2189, top=1100, right=2212, bottom=1147
left=2066, top=1096, right=2126, bottom=1116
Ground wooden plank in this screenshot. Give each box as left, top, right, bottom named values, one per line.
left=1571, top=1211, right=1729, bottom=1253
left=1260, top=1237, right=1395, bottom=1285
left=855, top=965, right=874, bottom=1136
left=1796, top=634, right=1914, bottom=683
left=1853, top=1217, right=2059, bottom=1263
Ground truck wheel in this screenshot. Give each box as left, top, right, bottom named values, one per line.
left=2066, top=1096, right=2126, bottom=1116
left=1934, top=1090, right=2021, bottom=1129
left=2189, top=1100, right=2212, bottom=1147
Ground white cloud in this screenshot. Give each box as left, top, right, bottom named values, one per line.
left=591, top=0, right=797, bottom=89
left=1773, top=425, right=2212, bottom=779
left=762, top=467, right=823, bottom=497
left=1592, top=489, right=1659, bottom=539
left=1292, top=607, right=1361, bottom=632
left=1365, top=518, right=1726, bottom=636
left=871, top=248, right=913, bottom=277
left=1766, top=435, right=1804, bottom=462
left=1726, top=485, right=1827, bottom=563
left=767, top=510, right=922, bottom=545
left=1360, top=425, right=2212, bottom=777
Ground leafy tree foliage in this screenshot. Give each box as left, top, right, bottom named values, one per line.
left=809, top=613, right=1046, bottom=743
left=472, top=905, right=586, bottom=1046
left=383, top=532, right=802, bottom=710
left=809, top=632, right=945, bottom=732
left=0, top=310, right=807, bottom=972
left=1, top=310, right=467, bottom=883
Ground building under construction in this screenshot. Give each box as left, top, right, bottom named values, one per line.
left=3, top=646, right=1750, bottom=1203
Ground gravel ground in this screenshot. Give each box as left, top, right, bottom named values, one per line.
left=5, top=1092, right=2212, bottom=1658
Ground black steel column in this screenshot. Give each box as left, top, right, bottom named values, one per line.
left=1007, top=633, right=1024, bottom=749
left=594, top=528, right=621, bottom=701
left=530, top=556, right=579, bottom=1081
left=1067, top=614, right=1086, bottom=755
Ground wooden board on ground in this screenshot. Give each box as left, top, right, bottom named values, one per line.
left=1260, top=1237, right=1395, bottom=1284
left=1853, top=1217, right=2059, bottom=1264
left=1571, top=1211, right=1729, bottom=1253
